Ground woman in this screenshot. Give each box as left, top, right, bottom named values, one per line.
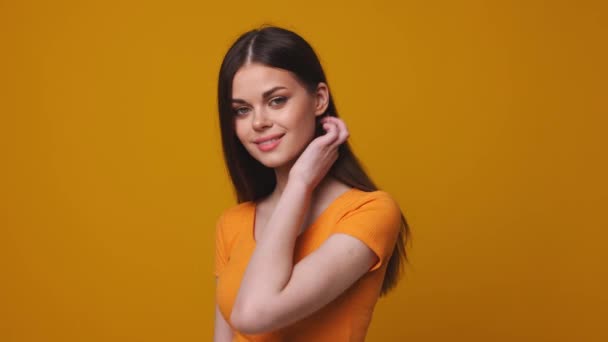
left=214, top=25, right=411, bottom=341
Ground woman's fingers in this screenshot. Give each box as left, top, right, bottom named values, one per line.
left=318, top=119, right=339, bottom=146
left=323, top=116, right=349, bottom=148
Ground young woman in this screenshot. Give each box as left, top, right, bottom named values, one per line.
left=214, top=26, right=411, bottom=341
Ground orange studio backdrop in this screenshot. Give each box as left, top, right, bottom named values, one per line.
left=1, top=1, right=607, bottom=341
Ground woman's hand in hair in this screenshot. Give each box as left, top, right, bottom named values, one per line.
left=288, top=116, right=349, bottom=191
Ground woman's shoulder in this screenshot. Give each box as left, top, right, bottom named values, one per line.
left=215, top=201, right=254, bottom=238
left=323, top=187, right=401, bottom=224
left=218, top=201, right=253, bottom=223
left=347, top=188, right=400, bottom=209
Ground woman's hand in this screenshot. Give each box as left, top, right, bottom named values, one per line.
left=288, top=116, right=349, bottom=191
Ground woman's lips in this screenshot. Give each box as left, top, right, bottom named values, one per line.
left=256, top=134, right=284, bottom=152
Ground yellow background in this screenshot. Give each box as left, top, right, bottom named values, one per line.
left=1, top=1, right=606, bottom=341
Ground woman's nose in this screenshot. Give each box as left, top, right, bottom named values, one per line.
left=252, top=110, right=273, bottom=130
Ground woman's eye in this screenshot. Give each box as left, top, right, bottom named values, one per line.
left=270, top=97, right=287, bottom=106
left=234, top=107, right=250, bottom=116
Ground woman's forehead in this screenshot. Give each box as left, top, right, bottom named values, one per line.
left=232, top=64, right=300, bottom=98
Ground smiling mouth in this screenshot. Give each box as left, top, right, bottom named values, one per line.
left=258, top=134, right=283, bottom=145
left=256, top=134, right=284, bottom=152
left=255, top=133, right=285, bottom=144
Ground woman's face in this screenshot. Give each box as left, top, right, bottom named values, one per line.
left=231, top=62, right=328, bottom=168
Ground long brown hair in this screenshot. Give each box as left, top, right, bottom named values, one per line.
left=217, top=25, right=411, bottom=297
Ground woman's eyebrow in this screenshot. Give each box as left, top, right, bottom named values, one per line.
left=231, top=86, right=287, bottom=104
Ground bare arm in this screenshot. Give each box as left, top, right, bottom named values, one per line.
left=231, top=181, right=312, bottom=322
left=214, top=278, right=233, bottom=342
left=229, top=180, right=380, bottom=335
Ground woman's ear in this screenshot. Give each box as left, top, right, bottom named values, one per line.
left=314, top=82, right=330, bottom=117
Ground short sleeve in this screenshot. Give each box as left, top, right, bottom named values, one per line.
left=214, top=214, right=228, bottom=277
left=333, top=192, right=402, bottom=273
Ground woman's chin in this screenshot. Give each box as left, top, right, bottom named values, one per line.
left=254, top=153, right=296, bottom=170
left=258, top=158, right=285, bottom=169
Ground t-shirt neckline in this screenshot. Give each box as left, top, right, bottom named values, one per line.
left=249, top=187, right=359, bottom=244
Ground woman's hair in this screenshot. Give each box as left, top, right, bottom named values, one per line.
left=217, top=25, right=411, bottom=297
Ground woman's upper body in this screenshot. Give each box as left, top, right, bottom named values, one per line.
left=214, top=186, right=402, bottom=341
left=213, top=25, right=410, bottom=341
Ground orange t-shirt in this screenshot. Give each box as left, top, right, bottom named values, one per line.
left=214, top=188, right=402, bottom=341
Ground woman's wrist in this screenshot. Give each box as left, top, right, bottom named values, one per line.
left=285, top=178, right=314, bottom=197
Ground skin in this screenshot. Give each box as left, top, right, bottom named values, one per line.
left=215, top=62, right=379, bottom=336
